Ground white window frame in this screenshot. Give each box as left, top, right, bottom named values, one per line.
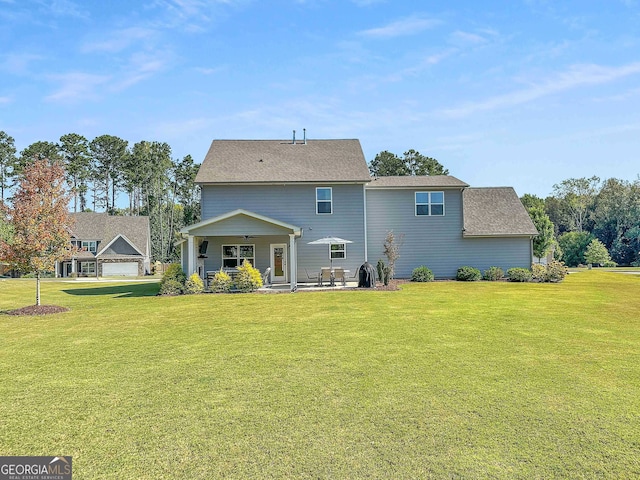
left=81, top=240, right=97, bottom=253
left=330, top=243, right=346, bottom=260
left=415, top=191, right=445, bottom=216
left=80, top=261, right=96, bottom=275
left=222, top=244, right=255, bottom=268
left=316, top=187, right=333, bottom=215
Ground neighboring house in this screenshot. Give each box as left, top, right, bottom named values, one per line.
left=57, top=213, right=151, bottom=277
left=180, top=139, right=537, bottom=289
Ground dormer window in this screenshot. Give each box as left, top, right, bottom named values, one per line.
left=415, top=192, right=445, bottom=216
left=316, top=187, right=332, bottom=215
left=81, top=240, right=97, bottom=253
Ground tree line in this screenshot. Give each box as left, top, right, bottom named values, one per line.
left=0, top=131, right=200, bottom=263
left=522, top=176, right=640, bottom=267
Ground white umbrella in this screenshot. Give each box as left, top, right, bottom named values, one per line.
left=307, top=236, right=353, bottom=269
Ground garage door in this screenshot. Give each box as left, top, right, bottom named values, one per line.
left=102, top=262, right=139, bottom=276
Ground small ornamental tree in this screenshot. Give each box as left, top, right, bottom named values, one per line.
left=382, top=230, right=404, bottom=282
left=0, top=159, right=76, bottom=305
left=584, top=239, right=612, bottom=266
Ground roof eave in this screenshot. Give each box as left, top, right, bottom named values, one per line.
left=463, top=232, right=539, bottom=238
left=196, top=179, right=372, bottom=186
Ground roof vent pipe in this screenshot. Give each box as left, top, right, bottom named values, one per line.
left=292, top=130, right=296, bottom=144
left=303, top=128, right=307, bottom=144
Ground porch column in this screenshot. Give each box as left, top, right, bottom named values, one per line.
left=289, top=234, right=297, bottom=292
left=71, top=257, right=76, bottom=275
left=187, top=235, right=195, bottom=275
left=55, top=261, right=59, bottom=278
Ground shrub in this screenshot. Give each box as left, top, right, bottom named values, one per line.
left=159, top=279, right=184, bottom=295
left=603, top=260, right=617, bottom=267
left=483, top=266, right=504, bottom=281
left=531, top=263, right=547, bottom=282
left=529, top=261, right=568, bottom=283
left=507, top=267, right=532, bottom=282
left=376, top=259, right=386, bottom=284
left=185, top=273, right=204, bottom=294
left=159, top=263, right=187, bottom=295
left=235, top=260, right=263, bottom=292
left=210, top=269, right=232, bottom=293
left=411, top=266, right=434, bottom=282
left=162, top=263, right=187, bottom=285
left=376, top=259, right=390, bottom=286
left=545, top=260, right=568, bottom=283
left=456, top=266, right=481, bottom=281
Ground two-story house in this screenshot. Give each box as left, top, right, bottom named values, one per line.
left=179, top=138, right=537, bottom=289
left=57, top=212, right=151, bottom=277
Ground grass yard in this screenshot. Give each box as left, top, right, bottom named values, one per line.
left=1, top=272, right=639, bottom=478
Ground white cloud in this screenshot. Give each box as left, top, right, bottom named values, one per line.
left=48, top=0, right=89, bottom=19
left=45, top=72, right=111, bottom=102
left=194, top=66, right=226, bottom=75
left=450, top=30, right=487, bottom=46
left=441, top=62, right=640, bottom=118
left=1, top=53, right=42, bottom=75
left=358, top=15, right=439, bottom=38
left=0, top=96, right=12, bottom=104
left=82, top=27, right=157, bottom=53
left=111, top=53, right=168, bottom=91
left=351, top=0, right=386, bottom=5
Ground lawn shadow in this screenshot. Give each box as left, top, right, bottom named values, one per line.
left=62, top=283, right=160, bottom=298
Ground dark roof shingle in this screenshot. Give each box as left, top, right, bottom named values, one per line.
left=195, top=139, right=372, bottom=184
left=463, top=187, right=538, bottom=237
left=366, top=175, right=469, bottom=188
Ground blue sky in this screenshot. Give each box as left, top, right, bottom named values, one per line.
left=2, top=0, right=640, bottom=197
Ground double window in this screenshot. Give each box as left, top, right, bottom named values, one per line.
left=222, top=245, right=255, bottom=268
left=316, top=187, right=332, bottom=214
left=80, top=240, right=97, bottom=253
left=415, top=192, right=444, bottom=216
left=80, top=262, right=96, bottom=275
left=330, top=243, right=346, bottom=260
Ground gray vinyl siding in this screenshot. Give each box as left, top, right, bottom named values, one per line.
left=200, top=184, right=366, bottom=279
left=102, top=237, right=140, bottom=256
left=366, top=188, right=532, bottom=279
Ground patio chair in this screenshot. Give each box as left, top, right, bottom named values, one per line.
left=319, top=267, right=332, bottom=286
left=333, top=267, right=346, bottom=286
left=304, top=269, right=319, bottom=283
left=262, top=267, right=271, bottom=286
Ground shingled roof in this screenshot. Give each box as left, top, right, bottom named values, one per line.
left=463, top=187, right=538, bottom=237
left=195, top=139, right=372, bottom=184
left=366, top=175, right=469, bottom=188
left=70, top=213, right=150, bottom=256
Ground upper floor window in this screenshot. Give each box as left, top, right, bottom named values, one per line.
left=81, top=240, right=97, bottom=253
left=222, top=244, right=255, bottom=268
left=316, top=187, right=332, bottom=215
left=415, top=192, right=445, bottom=216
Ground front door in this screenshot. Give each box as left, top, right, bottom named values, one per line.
left=270, top=244, right=287, bottom=283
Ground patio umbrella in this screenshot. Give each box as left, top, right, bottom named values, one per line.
left=307, top=236, right=353, bottom=269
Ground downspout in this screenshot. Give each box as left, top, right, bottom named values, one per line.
left=363, top=184, right=368, bottom=262
left=460, top=187, right=466, bottom=237
left=289, top=233, right=297, bottom=292
left=530, top=236, right=534, bottom=267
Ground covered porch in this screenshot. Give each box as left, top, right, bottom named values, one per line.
left=180, top=209, right=303, bottom=292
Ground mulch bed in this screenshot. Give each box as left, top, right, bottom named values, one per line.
left=373, top=279, right=407, bottom=291
left=5, top=305, right=70, bottom=316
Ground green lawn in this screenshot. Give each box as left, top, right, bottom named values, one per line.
left=1, top=273, right=639, bottom=479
